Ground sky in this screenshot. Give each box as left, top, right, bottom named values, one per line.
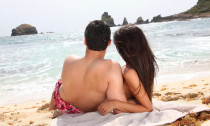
left=0, top=0, right=198, bottom=36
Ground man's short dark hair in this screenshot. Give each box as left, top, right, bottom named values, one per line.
left=85, top=20, right=111, bottom=51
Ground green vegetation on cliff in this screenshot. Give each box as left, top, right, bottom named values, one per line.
left=185, top=0, right=210, bottom=14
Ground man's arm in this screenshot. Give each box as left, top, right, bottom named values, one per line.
left=98, top=62, right=127, bottom=115
left=106, top=62, right=127, bottom=102
left=107, top=63, right=127, bottom=110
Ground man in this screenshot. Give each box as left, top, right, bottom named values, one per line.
left=49, top=20, right=127, bottom=114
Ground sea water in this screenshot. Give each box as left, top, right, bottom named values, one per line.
left=0, top=18, right=210, bottom=105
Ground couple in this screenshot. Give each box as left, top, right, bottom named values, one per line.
left=49, top=20, right=158, bottom=116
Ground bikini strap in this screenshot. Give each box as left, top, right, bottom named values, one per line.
left=123, top=65, right=131, bottom=73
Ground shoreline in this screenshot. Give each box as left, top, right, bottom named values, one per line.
left=0, top=75, right=209, bottom=125
left=1, top=75, right=210, bottom=106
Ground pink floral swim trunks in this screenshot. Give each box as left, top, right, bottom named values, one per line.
left=53, top=79, right=81, bottom=114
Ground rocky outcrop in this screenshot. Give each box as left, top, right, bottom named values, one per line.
left=101, top=0, right=210, bottom=26
left=101, top=12, right=115, bottom=27
left=151, top=14, right=197, bottom=22
left=136, top=17, right=144, bottom=24
left=11, top=24, right=38, bottom=36
left=151, top=0, right=210, bottom=23
left=136, top=17, right=149, bottom=24
left=151, top=15, right=163, bottom=22
left=145, top=19, right=149, bottom=24
left=122, top=17, right=128, bottom=25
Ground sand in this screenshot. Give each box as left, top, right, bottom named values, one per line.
left=153, top=76, right=210, bottom=105
left=0, top=76, right=210, bottom=126
left=0, top=100, right=52, bottom=126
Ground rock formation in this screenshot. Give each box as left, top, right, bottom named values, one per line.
left=101, top=12, right=115, bottom=27
left=122, top=17, right=128, bottom=25
left=11, top=24, right=38, bottom=36
left=145, top=19, right=149, bottom=23
left=136, top=17, right=149, bottom=24
left=151, top=0, right=210, bottom=23
left=136, top=17, right=144, bottom=24
left=151, top=15, right=163, bottom=22
left=100, top=0, right=210, bottom=26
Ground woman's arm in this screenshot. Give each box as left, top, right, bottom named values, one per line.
left=98, top=99, right=152, bottom=115
left=123, top=68, right=153, bottom=111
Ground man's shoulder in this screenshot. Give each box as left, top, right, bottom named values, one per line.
left=110, top=60, right=121, bottom=68
left=98, top=59, right=120, bottom=69
left=64, top=55, right=81, bottom=63
left=102, top=59, right=120, bottom=65
left=63, top=55, right=82, bottom=69
left=100, top=60, right=121, bottom=74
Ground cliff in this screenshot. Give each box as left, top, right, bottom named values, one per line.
left=185, top=0, right=210, bottom=15
left=151, top=0, right=210, bottom=22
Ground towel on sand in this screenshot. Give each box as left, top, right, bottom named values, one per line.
left=51, top=101, right=210, bottom=126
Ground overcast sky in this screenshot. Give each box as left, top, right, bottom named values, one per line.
left=0, top=0, right=198, bottom=36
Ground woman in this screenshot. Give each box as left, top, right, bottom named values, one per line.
left=98, top=24, right=158, bottom=115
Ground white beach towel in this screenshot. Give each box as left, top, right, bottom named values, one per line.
left=51, top=101, right=210, bottom=126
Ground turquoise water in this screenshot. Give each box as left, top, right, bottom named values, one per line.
left=0, top=18, right=210, bottom=105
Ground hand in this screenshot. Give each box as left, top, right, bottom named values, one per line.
left=98, top=101, right=117, bottom=116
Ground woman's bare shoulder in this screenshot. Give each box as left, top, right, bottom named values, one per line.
left=123, top=68, right=140, bottom=90
left=123, top=68, right=138, bottom=80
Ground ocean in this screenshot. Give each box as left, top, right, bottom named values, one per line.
left=0, top=18, right=210, bottom=105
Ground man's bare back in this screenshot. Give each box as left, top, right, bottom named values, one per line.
left=58, top=54, right=126, bottom=112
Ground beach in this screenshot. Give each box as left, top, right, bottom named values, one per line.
left=1, top=18, right=210, bottom=106
left=0, top=100, right=51, bottom=126
left=0, top=0, right=210, bottom=125
left=0, top=75, right=209, bottom=126
left=0, top=18, right=210, bottom=125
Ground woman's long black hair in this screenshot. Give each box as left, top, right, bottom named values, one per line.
left=114, top=24, right=158, bottom=101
